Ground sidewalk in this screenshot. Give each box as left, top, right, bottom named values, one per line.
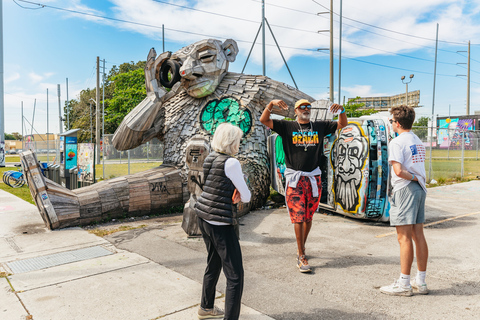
left=0, top=189, right=273, bottom=320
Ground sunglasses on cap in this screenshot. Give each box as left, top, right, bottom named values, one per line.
left=296, top=104, right=312, bottom=110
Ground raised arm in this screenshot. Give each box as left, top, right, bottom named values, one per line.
left=260, top=99, right=289, bottom=129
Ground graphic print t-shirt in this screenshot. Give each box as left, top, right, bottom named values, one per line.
left=388, top=131, right=427, bottom=193
left=272, top=119, right=338, bottom=172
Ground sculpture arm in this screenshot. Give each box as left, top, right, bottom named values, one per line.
left=112, top=49, right=173, bottom=151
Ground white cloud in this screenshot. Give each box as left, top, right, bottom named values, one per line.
left=29, top=72, right=44, bottom=83
left=5, top=72, right=20, bottom=84
left=343, top=84, right=383, bottom=98
left=101, top=0, right=480, bottom=67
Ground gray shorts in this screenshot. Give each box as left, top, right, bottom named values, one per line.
left=389, top=181, right=426, bottom=226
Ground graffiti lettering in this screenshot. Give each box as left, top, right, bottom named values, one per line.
left=150, top=182, right=170, bottom=194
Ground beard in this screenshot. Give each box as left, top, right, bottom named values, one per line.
left=297, top=112, right=311, bottom=122
left=334, top=174, right=361, bottom=212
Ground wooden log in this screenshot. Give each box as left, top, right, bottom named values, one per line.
left=77, top=190, right=102, bottom=219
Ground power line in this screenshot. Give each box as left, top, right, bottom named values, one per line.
left=12, top=0, right=43, bottom=9
left=14, top=0, right=479, bottom=81
left=310, top=0, right=468, bottom=45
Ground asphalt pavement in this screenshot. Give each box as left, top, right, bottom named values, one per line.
left=1, top=180, right=480, bottom=319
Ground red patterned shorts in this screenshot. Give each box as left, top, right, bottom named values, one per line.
left=286, top=175, right=322, bottom=223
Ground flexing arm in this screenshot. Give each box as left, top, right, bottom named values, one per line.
left=260, top=99, right=289, bottom=129
left=329, top=103, right=348, bottom=130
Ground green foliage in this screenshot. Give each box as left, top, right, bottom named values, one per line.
left=413, top=116, right=429, bottom=140
left=342, top=97, right=379, bottom=118
left=4, top=133, right=16, bottom=140
left=66, top=61, right=146, bottom=142
left=104, top=68, right=146, bottom=133
left=66, top=88, right=97, bottom=143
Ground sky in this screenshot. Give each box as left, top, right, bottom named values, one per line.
left=3, top=0, right=480, bottom=135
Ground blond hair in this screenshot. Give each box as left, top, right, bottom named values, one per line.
left=211, top=123, right=243, bottom=155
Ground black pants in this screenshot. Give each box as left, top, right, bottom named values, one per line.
left=198, top=217, right=244, bottom=320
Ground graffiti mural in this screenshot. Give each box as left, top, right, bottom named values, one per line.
left=77, top=143, right=95, bottom=182
left=438, top=118, right=476, bottom=149
left=331, top=122, right=369, bottom=213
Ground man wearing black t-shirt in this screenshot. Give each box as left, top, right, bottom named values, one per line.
left=260, top=98, right=347, bottom=272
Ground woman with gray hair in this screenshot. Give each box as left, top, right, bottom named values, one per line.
left=195, top=122, right=251, bottom=320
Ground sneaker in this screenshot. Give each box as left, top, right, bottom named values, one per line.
left=380, top=279, right=413, bottom=296
left=198, top=306, right=224, bottom=319
left=411, top=279, right=429, bottom=295
left=297, top=255, right=311, bottom=273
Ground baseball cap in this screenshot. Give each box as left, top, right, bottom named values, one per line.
left=295, top=99, right=311, bottom=109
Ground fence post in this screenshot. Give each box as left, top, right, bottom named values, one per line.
left=476, top=135, right=479, bottom=161
left=461, top=131, right=465, bottom=179
left=128, top=149, right=131, bottom=175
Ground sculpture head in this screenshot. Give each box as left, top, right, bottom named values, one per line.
left=158, top=39, right=238, bottom=98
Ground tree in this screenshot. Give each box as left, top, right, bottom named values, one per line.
left=104, top=67, right=146, bottom=133
left=11, top=132, right=23, bottom=140
left=342, top=97, right=379, bottom=118
left=65, top=61, right=146, bottom=142
left=5, top=133, right=16, bottom=140
left=413, top=116, right=429, bottom=140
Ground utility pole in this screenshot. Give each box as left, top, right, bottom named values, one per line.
left=0, top=0, right=4, bottom=167
left=102, top=58, right=105, bottom=179
left=329, top=0, right=334, bottom=103
left=47, top=89, right=49, bottom=163
left=66, top=78, right=69, bottom=130
left=96, top=56, right=100, bottom=164
left=338, top=0, right=342, bottom=105
left=57, top=84, right=63, bottom=134
left=428, top=23, right=439, bottom=182
left=89, top=101, right=93, bottom=143
left=21, top=102, right=23, bottom=150
left=262, top=0, right=266, bottom=76
left=467, top=40, right=470, bottom=115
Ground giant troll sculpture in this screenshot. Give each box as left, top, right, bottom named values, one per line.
left=21, top=38, right=319, bottom=230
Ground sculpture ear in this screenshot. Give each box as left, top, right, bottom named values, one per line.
left=222, top=39, right=238, bottom=62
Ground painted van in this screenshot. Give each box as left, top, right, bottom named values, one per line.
left=268, top=114, right=396, bottom=222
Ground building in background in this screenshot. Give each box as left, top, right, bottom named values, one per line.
left=348, top=90, right=420, bottom=111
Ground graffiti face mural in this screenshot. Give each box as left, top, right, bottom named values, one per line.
left=331, top=123, right=368, bottom=212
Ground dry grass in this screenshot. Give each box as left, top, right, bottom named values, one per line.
left=87, top=224, right=147, bottom=237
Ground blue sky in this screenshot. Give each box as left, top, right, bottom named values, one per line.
left=4, top=0, right=480, bottom=135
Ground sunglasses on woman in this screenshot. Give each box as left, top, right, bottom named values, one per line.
left=297, top=104, right=312, bottom=110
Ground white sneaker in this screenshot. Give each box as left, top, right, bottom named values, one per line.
left=411, top=279, right=429, bottom=295
left=380, top=279, right=413, bottom=296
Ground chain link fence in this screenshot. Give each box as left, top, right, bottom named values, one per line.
left=23, top=138, right=60, bottom=164
left=101, top=134, right=163, bottom=180
left=412, top=126, right=480, bottom=181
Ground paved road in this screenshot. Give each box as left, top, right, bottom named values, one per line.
left=103, top=181, right=480, bottom=320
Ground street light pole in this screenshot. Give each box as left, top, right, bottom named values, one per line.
left=401, top=74, right=414, bottom=106
left=89, top=100, right=94, bottom=143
